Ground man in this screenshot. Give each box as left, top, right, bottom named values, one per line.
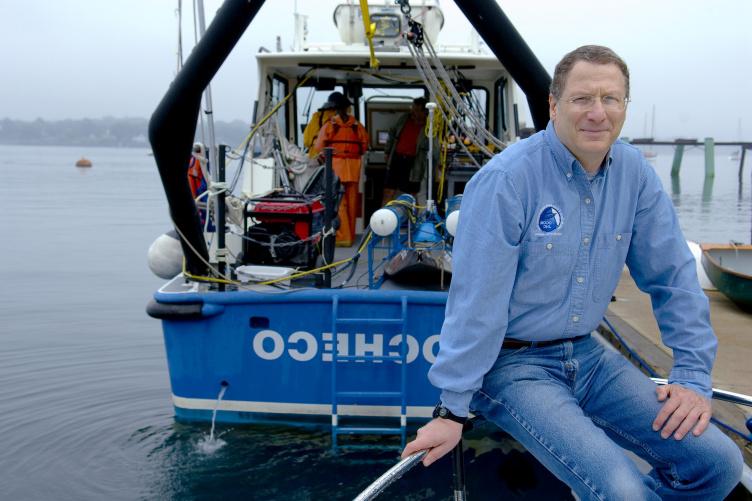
left=382, top=97, right=431, bottom=204
left=303, top=91, right=341, bottom=158
left=402, top=45, right=742, bottom=499
left=314, top=93, right=368, bottom=247
left=187, top=142, right=208, bottom=226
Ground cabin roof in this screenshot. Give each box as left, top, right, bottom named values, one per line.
left=256, top=49, right=508, bottom=86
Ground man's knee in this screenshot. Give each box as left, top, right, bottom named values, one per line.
left=698, top=435, right=744, bottom=496
left=578, top=467, right=657, bottom=501
left=669, top=432, right=744, bottom=497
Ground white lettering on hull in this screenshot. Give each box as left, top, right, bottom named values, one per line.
left=252, top=330, right=440, bottom=364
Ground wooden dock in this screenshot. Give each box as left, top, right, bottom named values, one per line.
left=601, top=268, right=752, bottom=463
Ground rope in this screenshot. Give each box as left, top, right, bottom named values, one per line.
left=407, top=41, right=494, bottom=159
left=170, top=213, right=372, bottom=289
left=405, top=44, right=485, bottom=170
left=402, top=20, right=507, bottom=164
left=423, top=36, right=502, bottom=150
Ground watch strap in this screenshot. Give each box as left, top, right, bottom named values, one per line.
left=433, top=403, right=467, bottom=424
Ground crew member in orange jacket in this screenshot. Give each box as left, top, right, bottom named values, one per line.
left=302, top=91, right=340, bottom=158
left=314, top=93, right=368, bottom=247
left=187, top=143, right=209, bottom=226
left=187, top=143, right=206, bottom=199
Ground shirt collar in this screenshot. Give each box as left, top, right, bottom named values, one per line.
left=544, top=120, right=614, bottom=182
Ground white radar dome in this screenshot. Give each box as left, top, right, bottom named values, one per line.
left=445, top=210, right=460, bottom=236
left=147, top=231, right=183, bottom=279
left=370, top=208, right=399, bottom=237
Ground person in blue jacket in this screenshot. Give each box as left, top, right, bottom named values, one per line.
left=402, top=45, right=742, bottom=499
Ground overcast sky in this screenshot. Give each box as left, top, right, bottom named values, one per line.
left=4, top=0, right=751, bottom=140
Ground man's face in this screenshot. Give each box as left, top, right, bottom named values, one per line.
left=549, top=61, right=627, bottom=169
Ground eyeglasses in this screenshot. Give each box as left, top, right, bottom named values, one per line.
left=562, top=94, right=629, bottom=112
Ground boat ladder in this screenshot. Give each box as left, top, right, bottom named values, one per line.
left=330, top=295, right=409, bottom=450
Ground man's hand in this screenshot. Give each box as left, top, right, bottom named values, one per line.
left=401, top=418, right=463, bottom=466
left=653, top=384, right=712, bottom=440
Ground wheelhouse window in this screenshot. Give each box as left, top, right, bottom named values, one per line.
left=371, top=14, right=401, bottom=38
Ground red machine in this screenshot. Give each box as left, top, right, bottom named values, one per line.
left=242, top=193, right=325, bottom=268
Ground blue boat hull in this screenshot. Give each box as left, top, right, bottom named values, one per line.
left=153, top=279, right=446, bottom=425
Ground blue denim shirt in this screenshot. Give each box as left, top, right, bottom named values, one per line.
left=430, top=121, right=717, bottom=415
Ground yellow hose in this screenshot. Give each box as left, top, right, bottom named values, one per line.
left=359, top=0, right=380, bottom=69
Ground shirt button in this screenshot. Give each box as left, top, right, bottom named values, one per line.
left=546, top=243, right=553, bottom=250
left=616, top=234, right=622, bottom=241
left=583, top=237, right=590, bottom=245
left=584, top=197, right=592, bottom=205
left=572, top=315, right=580, bottom=323
left=576, top=276, right=584, bottom=284
left=566, top=173, right=572, bottom=179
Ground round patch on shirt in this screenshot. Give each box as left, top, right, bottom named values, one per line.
left=538, top=205, right=563, bottom=233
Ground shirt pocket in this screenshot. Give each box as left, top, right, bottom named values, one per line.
left=513, top=239, right=576, bottom=305
left=592, top=232, right=632, bottom=302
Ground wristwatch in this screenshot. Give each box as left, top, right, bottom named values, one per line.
left=432, top=403, right=467, bottom=425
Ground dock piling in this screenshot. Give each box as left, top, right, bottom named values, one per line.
left=740, top=146, right=747, bottom=184
left=671, top=144, right=684, bottom=177
left=704, top=137, right=715, bottom=179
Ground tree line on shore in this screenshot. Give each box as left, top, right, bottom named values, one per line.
left=0, top=117, right=251, bottom=148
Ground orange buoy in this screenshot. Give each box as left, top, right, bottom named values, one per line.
left=75, top=157, right=92, bottom=168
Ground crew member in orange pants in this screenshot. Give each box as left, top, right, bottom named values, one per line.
left=314, top=93, right=368, bottom=247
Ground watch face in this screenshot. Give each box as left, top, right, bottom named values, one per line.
left=432, top=403, right=443, bottom=419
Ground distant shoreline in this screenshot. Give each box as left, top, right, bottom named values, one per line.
left=0, top=117, right=250, bottom=149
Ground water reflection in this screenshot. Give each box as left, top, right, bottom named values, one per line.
left=671, top=174, right=681, bottom=198
left=702, top=176, right=714, bottom=205
left=140, top=420, right=572, bottom=500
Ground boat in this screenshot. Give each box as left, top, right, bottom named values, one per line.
left=144, top=5, right=752, bottom=497
left=75, top=157, right=92, bottom=167
left=687, top=240, right=716, bottom=290
left=146, top=0, right=551, bottom=444
left=701, top=243, right=752, bottom=311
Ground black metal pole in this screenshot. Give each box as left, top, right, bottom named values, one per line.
left=738, top=146, right=746, bottom=184
left=217, top=144, right=227, bottom=290
left=148, top=0, right=267, bottom=276
left=323, top=147, right=335, bottom=288
left=451, top=439, right=467, bottom=500
left=452, top=0, right=551, bottom=131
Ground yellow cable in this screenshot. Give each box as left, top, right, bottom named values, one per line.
left=359, top=0, right=380, bottom=70
left=177, top=229, right=375, bottom=288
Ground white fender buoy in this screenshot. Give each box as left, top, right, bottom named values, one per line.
left=687, top=240, right=716, bottom=290
left=445, top=210, right=460, bottom=236
left=147, top=230, right=183, bottom=279
left=370, top=208, right=399, bottom=237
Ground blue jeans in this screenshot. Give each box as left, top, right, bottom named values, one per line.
left=470, top=335, right=743, bottom=500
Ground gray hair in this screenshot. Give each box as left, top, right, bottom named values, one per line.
left=550, top=45, right=630, bottom=99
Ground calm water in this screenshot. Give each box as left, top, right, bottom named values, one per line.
left=0, top=144, right=749, bottom=500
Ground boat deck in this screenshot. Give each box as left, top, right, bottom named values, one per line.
left=603, top=268, right=752, bottom=463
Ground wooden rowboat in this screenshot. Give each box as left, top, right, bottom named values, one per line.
left=701, top=243, right=752, bottom=312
